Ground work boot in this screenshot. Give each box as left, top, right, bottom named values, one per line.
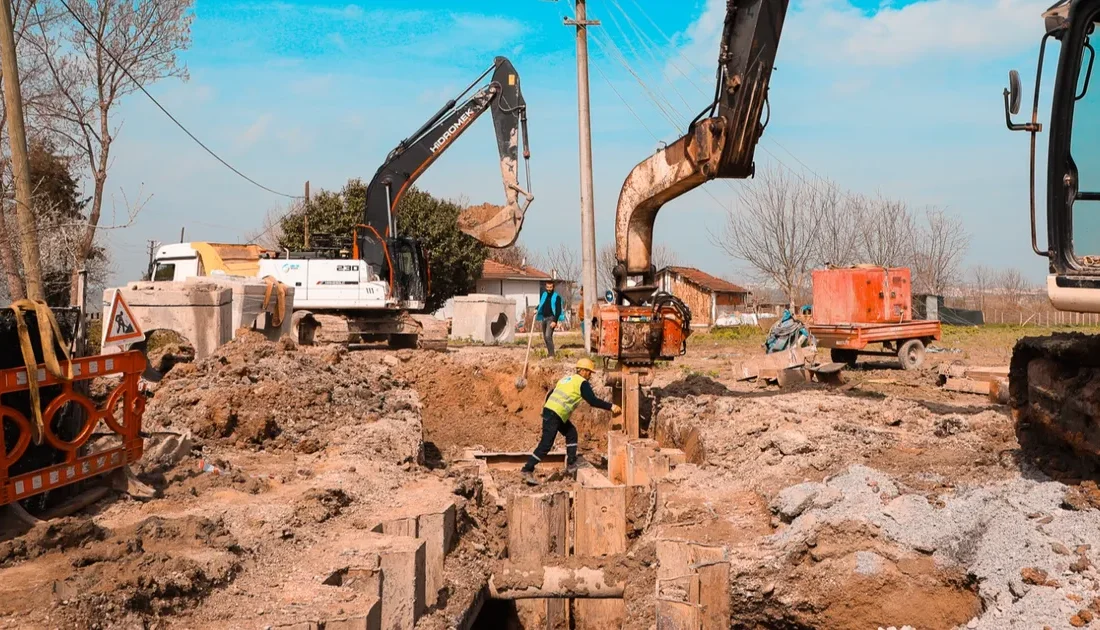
left=565, top=462, right=578, bottom=475
left=522, top=471, right=539, bottom=486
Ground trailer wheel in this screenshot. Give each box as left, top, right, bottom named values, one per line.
left=898, top=339, right=925, bottom=370
left=830, top=348, right=858, bottom=367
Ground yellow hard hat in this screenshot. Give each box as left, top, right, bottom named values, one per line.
left=576, top=358, right=596, bottom=372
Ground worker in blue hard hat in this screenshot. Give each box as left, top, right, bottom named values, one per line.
left=521, top=357, right=620, bottom=486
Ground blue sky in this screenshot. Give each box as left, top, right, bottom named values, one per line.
left=103, top=0, right=1056, bottom=285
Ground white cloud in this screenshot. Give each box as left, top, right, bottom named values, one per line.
left=289, top=74, right=335, bottom=96
left=276, top=127, right=315, bottom=154
left=676, top=0, right=1048, bottom=69
left=236, top=113, right=274, bottom=149
left=326, top=32, right=348, bottom=52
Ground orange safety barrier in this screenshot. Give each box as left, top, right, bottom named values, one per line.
left=0, top=351, right=146, bottom=506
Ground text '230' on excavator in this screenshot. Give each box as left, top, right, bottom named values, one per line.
left=149, top=57, right=532, bottom=349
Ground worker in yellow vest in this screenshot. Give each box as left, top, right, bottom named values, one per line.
left=522, top=358, right=621, bottom=486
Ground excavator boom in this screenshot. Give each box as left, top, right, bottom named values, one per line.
left=595, top=0, right=789, bottom=367
left=614, top=0, right=788, bottom=289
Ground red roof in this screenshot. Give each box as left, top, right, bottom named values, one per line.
left=661, top=266, right=749, bottom=294
left=481, top=259, right=553, bottom=280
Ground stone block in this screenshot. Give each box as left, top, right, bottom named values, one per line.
left=418, top=503, right=457, bottom=608
left=355, top=533, right=425, bottom=629
left=449, top=294, right=516, bottom=344
left=323, top=597, right=381, bottom=630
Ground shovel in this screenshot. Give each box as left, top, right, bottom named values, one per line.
left=516, top=298, right=533, bottom=390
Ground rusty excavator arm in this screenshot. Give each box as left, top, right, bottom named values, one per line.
left=612, top=0, right=789, bottom=297
left=595, top=0, right=789, bottom=367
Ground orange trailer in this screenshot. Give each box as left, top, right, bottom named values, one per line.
left=808, top=267, right=942, bottom=370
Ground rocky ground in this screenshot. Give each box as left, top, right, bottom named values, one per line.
left=2, top=326, right=1100, bottom=629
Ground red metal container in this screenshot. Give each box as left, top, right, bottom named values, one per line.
left=812, top=267, right=911, bottom=325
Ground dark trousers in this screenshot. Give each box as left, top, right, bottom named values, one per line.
left=522, top=409, right=578, bottom=472
left=541, top=319, right=555, bottom=357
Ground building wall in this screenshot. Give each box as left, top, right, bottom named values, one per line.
left=660, top=273, right=715, bottom=326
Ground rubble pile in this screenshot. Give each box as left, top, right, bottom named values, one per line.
left=144, top=331, right=423, bottom=463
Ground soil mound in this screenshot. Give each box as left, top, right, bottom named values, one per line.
left=144, top=331, right=422, bottom=462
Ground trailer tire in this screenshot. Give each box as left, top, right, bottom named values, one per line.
left=898, top=339, right=925, bottom=371
left=830, top=348, right=858, bottom=367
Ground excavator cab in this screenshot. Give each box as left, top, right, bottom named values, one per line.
left=1004, top=0, right=1100, bottom=471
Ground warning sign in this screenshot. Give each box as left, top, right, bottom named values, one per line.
left=102, top=290, right=145, bottom=348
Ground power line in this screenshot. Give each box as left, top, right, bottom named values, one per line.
left=49, top=0, right=302, bottom=200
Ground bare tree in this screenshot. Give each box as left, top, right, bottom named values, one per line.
left=911, top=208, right=969, bottom=296
left=37, top=0, right=193, bottom=304
left=969, top=264, right=995, bottom=311
left=711, top=166, right=824, bottom=308
left=488, top=241, right=541, bottom=270
left=857, top=195, right=915, bottom=267
left=996, top=268, right=1030, bottom=308
left=0, top=0, right=70, bottom=301
left=597, top=241, right=679, bottom=292
left=815, top=186, right=863, bottom=268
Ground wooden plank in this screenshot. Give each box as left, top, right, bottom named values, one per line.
left=576, top=599, right=626, bottom=630
left=508, top=492, right=569, bottom=628
left=943, top=377, right=991, bottom=395
left=607, top=431, right=628, bottom=485
left=656, top=600, right=701, bottom=630
left=623, top=372, right=640, bottom=439
left=575, top=486, right=627, bottom=555
left=469, top=450, right=567, bottom=470
left=576, top=468, right=614, bottom=488
left=694, top=562, right=730, bottom=630
left=626, top=439, right=659, bottom=487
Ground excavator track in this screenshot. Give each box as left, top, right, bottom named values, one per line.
left=293, top=312, right=448, bottom=350
left=1010, top=332, right=1100, bottom=477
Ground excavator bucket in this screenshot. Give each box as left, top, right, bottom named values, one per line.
left=456, top=57, right=531, bottom=249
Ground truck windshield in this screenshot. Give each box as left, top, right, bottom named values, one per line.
left=1073, top=31, right=1100, bottom=260
left=152, top=263, right=176, bottom=282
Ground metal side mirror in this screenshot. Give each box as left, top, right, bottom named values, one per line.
left=1007, top=69, right=1022, bottom=115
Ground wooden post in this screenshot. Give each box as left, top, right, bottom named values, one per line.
left=509, top=492, right=569, bottom=627
left=607, top=431, right=628, bottom=485
left=303, top=180, right=311, bottom=249
left=623, top=372, right=641, bottom=439
left=656, top=540, right=730, bottom=630
left=626, top=439, right=659, bottom=487
left=575, top=471, right=627, bottom=629
left=0, top=0, right=42, bottom=301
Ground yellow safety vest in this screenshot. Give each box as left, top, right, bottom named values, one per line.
left=544, top=374, right=585, bottom=422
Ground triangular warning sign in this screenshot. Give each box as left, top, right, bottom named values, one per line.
left=102, top=289, right=145, bottom=348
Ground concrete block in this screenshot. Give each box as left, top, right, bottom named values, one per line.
left=449, top=294, right=516, bottom=344
left=418, top=503, right=457, bottom=608
left=381, top=517, right=418, bottom=538
left=103, top=281, right=233, bottom=359
left=188, top=275, right=295, bottom=341
left=626, top=439, right=659, bottom=487
left=355, top=533, right=425, bottom=630
left=323, top=597, right=381, bottom=630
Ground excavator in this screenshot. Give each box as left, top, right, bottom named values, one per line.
left=593, top=0, right=1100, bottom=473
left=1005, top=0, right=1100, bottom=472
left=150, top=56, right=532, bottom=349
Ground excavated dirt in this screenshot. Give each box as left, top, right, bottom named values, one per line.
left=396, top=350, right=610, bottom=458
left=145, top=332, right=422, bottom=463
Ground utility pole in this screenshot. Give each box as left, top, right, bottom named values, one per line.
left=144, top=240, right=159, bottom=280
left=564, top=0, right=600, bottom=354
left=303, top=180, right=311, bottom=249
left=0, top=0, right=43, bottom=301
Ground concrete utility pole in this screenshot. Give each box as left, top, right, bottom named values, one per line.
left=0, top=0, right=43, bottom=301
left=564, top=0, right=600, bottom=354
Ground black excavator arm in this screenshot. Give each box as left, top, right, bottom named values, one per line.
left=356, top=57, right=532, bottom=277
left=611, top=0, right=789, bottom=302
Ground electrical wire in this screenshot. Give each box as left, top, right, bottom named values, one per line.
left=51, top=0, right=302, bottom=200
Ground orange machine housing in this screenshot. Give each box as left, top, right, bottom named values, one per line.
left=812, top=267, right=911, bottom=325
left=595, top=304, right=690, bottom=365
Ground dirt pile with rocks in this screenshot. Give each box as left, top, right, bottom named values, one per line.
left=144, top=331, right=423, bottom=463
left=0, top=514, right=241, bottom=629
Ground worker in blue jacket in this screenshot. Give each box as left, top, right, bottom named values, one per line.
left=536, top=280, right=566, bottom=357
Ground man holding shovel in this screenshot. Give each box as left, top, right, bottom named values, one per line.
left=521, top=358, right=620, bottom=485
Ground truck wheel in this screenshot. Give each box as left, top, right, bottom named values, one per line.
left=830, top=348, right=858, bottom=367
left=898, top=339, right=925, bottom=370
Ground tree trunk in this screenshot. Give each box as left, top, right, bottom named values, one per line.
left=70, top=172, right=105, bottom=306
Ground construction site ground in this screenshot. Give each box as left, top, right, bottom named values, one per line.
left=4, top=324, right=1100, bottom=629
